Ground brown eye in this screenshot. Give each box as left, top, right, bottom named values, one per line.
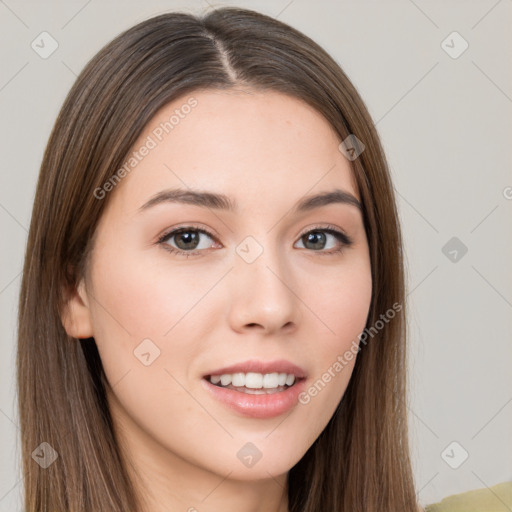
left=170, top=229, right=202, bottom=251
left=158, top=227, right=217, bottom=256
left=295, top=227, right=352, bottom=254
left=301, top=231, right=327, bottom=250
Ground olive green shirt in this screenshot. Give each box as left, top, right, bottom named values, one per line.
left=425, top=481, right=512, bottom=512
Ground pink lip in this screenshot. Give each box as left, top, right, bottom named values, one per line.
left=204, top=359, right=307, bottom=378
left=201, top=376, right=307, bottom=419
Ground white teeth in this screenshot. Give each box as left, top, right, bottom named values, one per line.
left=263, top=373, right=279, bottom=388
left=220, top=374, right=232, bottom=386
left=245, top=372, right=263, bottom=389
left=232, top=373, right=245, bottom=387
left=208, top=372, right=298, bottom=389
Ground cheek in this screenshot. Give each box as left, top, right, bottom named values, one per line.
left=296, top=258, right=372, bottom=421
left=86, top=246, right=225, bottom=402
left=85, top=248, right=189, bottom=390
left=86, top=250, right=209, bottom=455
left=89, top=246, right=215, bottom=344
left=313, top=255, right=373, bottom=347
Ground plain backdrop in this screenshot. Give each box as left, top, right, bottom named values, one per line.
left=0, top=0, right=511, bottom=509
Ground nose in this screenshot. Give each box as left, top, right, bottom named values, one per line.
left=227, top=243, right=302, bottom=335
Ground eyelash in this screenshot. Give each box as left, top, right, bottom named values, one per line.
left=157, top=223, right=353, bottom=258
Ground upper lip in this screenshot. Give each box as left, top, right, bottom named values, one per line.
left=204, top=359, right=307, bottom=379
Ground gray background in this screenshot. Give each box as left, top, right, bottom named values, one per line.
left=1, top=0, right=511, bottom=509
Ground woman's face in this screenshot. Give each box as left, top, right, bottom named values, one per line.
left=68, top=89, right=372, bottom=483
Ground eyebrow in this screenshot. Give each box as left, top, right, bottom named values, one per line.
left=137, top=187, right=362, bottom=214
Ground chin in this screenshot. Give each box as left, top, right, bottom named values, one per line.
left=200, top=440, right=308, bottom=482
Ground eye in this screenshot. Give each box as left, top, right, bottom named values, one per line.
left=157, top=226, right=218, bottom=257
left=295, top=224, right=353, bottom=255
left=157, top=223, right=353, bottom=258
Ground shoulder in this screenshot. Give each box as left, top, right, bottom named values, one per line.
left=424, top=481, right=512, bottom=512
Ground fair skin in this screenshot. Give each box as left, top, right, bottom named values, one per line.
left=62, top=88, right=372, bottom=512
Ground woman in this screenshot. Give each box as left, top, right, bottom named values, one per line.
left=17, top=7, right=423, bottom=511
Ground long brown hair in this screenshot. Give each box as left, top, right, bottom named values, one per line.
left=17, top=7, right=420, bottom=511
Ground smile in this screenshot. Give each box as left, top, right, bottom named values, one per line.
left=202, top=373, right=307, bottom=419
left=207, top=371, right=297, bottom=394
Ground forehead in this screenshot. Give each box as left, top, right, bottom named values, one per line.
left=107, top=88, right=359, bottom=216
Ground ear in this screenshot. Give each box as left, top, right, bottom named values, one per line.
left=61, top=278, right=94, bottom=339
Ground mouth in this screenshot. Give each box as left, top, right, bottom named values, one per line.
left=200, top=360, right=308, bottom=418
left=204, top=372, right=305, bottom=395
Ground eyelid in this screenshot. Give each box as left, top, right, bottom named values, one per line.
left=297, top=223, right=352, bottom=245
left=156, top=223, right=219, bottom=247
left=157, top=221, right=216, bottom=238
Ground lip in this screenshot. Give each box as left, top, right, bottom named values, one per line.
left=203, top=359, right=307, bottom=379
left=201, top=376, right=307, bottom=419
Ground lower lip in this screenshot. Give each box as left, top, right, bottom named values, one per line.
left=201, top=377, right=307, bottom=419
